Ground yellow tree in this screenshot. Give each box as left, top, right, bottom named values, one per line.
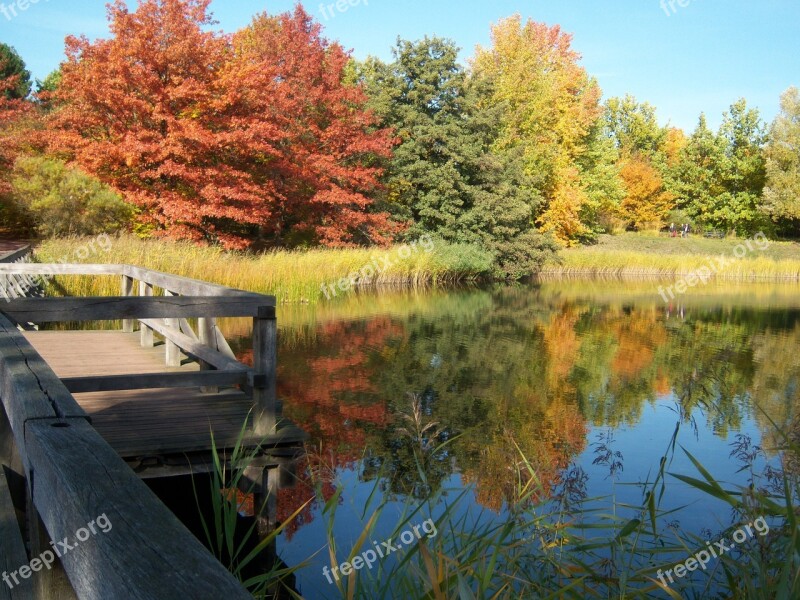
left=472, top=15, right=602, bottom=245
left=618, top=157, right=674, bottom=230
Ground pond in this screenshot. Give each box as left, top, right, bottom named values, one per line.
left=218, top=280, right=800, bottom=598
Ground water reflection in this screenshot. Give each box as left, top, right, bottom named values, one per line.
left=221, top=282, right=800, bottom=537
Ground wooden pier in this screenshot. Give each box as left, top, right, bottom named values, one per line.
left=0, top=247, right=305, bottom=599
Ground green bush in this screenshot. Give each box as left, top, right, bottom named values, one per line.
left=12, top=156, right=134, bottom=237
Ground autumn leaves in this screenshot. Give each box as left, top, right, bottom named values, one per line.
left=47, top=1, right=396, bottom=250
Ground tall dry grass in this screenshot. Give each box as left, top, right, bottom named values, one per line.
left=544, top=233, right=800, bottom=281
left=34, top=235, right=494, bottom=304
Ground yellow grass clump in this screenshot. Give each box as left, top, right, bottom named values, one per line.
left=34, top=234, right=494, bottom=304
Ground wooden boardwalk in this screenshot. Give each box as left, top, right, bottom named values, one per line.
left=0, top=251, right=304, bottom=598
left=22, top=330, right=304, bottom=462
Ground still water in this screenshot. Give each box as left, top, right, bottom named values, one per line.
left=219, top=280, right=800, bottom=597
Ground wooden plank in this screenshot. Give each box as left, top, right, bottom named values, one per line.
left=213, top=324, right=237, bottom=360
left=140, top=319, right=249, bottom=372
left=25, top=418, right=252, bottom=599
left=21, top=332, right=187, bottom=378
left=198, top=318, right=218, bottom=394
left=2, top=296, right=271, bottom=323
left=0, top=316, right=88, bottom=470
left=121, top=275, right=134, bottom=333
left=252, top=307, right=277, bottom=436
left=0, top=264, right=121, bottom=275
left=0, top=245, right=31, bottom=264
left=0, top=263, right=273, bottom=302
left=179, top=319, right=199, bottom=341
left=164, top=291, right=181, bottom=367
left=138, top=282, right=154, bottom=347
left=123, top=265, right=267, bottom=299
left=61, top=370, right=248, bottom=393
left=0, top=470, right=35, bottom=600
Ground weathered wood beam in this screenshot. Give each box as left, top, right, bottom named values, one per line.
left=197, top=318, right=218, bottom=394
left=0, top=264, right=121, bottom=276
left=139, top=319, right=249, bottom=373
left=123, top=265, right=264, bottom=299
left=121, top=275, right=135, bottom=333
left=26, top=418, right=252, bottom=599
left=0, top=263, right=272, bottom=302
left=61, top=370, right=249, bottom=394
left=138, top=282, right=154, bottom=347
left=2, top=296, right=272, bottom=323
left=163, top=291, right=181, bottom=367
left=0, top=316, right=88, bottom=470
left=213, top=324, right=237, bottom=360
left=252, top=306, right=278, bottom=436
left=0, top=469, right=35, bottom=600
left=0, top=246, right=32, bottom=264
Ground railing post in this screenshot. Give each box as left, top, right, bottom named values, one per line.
left=121, top=274, right=134, bottom=333
left=253, top=306, right=277, bottom=436
left=139, top=281, right=154, bottom=347
left=164, top=290, right=181, bottom=367
left=198, top=317, right=218, bottom=394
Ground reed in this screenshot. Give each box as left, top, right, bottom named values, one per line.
left=33, top=234, right=494, bottom=304
left=197, top=403, right=800, bottom=598
left=544, top=233, right=800, bottom=281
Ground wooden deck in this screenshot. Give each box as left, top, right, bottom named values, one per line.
left=0, top=257, right=294, bottom=598
left=22, top=330, right=305, bottom=461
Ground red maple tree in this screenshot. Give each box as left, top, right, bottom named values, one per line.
left=0, top=63, right=30, bottom=199
left=47, top=0, right=397, bottom=249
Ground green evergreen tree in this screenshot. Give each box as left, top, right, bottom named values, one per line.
left=0, top=43, right=31, bottom=99
left=356, top=37, right=556, bottom=278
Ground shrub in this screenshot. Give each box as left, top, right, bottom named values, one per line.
left=12, top=156, right=134, bottom=237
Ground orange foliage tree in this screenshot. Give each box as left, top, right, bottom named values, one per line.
left=47, top=0, right=395, bottom=249
left=473, top=15, right=602, bottom=246
left=0, top=60, right=30, bottom=198
left=618, top=157, right=674, bottom=230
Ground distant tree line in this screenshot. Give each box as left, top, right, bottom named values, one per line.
left=0, top=1, right=798, bottom=277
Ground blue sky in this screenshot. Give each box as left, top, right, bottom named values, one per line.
left=1, top=0, right=798, bottom=132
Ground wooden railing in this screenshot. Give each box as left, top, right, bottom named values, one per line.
left=0, top=262, right=277, bottom=599
left=0, top=245, right=38, bottom=300
left=0, top=263, right=277, bottom=435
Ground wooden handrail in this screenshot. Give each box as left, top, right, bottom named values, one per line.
left=0, top=314, right=252, bottom=598
left=0, top=263, right=264, bottom=299
left=2, top=295, right=273, bottom=323
left=0, top=245, right=31, bottom=264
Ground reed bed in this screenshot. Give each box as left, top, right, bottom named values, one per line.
left=544, top=234, right=800, bottom=281
left=204, top=405, right=800, bottom=599
left=33, top=235, right=494, bottom=304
